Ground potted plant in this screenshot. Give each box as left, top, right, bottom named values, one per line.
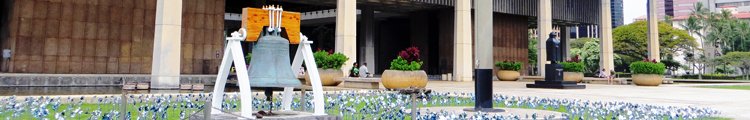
left=304, top=50, right=348, bottom=86
left=382, top=47, right=427, bottom=89
left=495, top=61, right=522, bottom=81
left=629, top=59, right=666, bottom=86
left=561, top=55, right=585, bottom=83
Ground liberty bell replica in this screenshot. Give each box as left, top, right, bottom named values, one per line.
left=247, top=6, right=301, bottom=88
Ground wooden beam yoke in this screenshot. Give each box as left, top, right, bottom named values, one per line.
left=241, top=7, right=301, bottom=44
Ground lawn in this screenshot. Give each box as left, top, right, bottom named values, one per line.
left=699, top=85, right=750, bottom=90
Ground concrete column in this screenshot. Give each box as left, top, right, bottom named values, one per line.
left=588, top=25, right=592, bottom=37
left=336, top=0, right=357, bottom=74
left=454, top=0, right=473, bottom=81
left=563, top=27, right=571, bottom=59
left=600, top=0, right=615, bottom=73
left=537, top=0, right=552, bottom=76
left=361, top=7, right=376, bottom=75
left=475, top=0, right=493, bottom=70
left=647, top=0, right=660, bottom=61
left=594, top=25, right=598, bottom=38
left=151, top=0, right=183, bottom=89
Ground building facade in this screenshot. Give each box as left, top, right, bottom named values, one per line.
left=0, top=0, right=625, bottom=87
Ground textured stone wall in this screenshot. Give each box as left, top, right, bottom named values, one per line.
left=492, top=14, right=529, bottom=75
left=180, top=0, right=225, bottom=74
left=0, top=74, right=217, bottom=87
left=5, top=0, right=224, bottom=74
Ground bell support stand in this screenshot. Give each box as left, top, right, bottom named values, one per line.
left=283, top=34, right=326, bottom=115
left=210, top=28, right=255, bottom=118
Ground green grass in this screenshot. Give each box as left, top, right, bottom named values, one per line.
left=699, top=85, right=750, bottom=90
left=696, top=117, right=734, bottom=120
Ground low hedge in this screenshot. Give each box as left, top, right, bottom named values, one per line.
left=676, top=74, right=745, bottom=80
left=560, top=62, right=585, bottom=72
left=629, top=61, right=666, bottom=75
left=495, top=61, right=522, bottom=71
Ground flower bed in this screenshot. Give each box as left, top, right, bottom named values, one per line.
left=0, top=91, right=720, bottom=119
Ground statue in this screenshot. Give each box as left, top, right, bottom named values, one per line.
left=545, top=32, right=562, bottom=64
left=526, top=32, right=586, bottom=89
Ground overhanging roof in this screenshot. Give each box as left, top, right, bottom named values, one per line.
left=268, top=0, right=602, bottom=25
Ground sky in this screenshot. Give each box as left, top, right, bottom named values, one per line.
left=623, top=0, right=648, bottom=24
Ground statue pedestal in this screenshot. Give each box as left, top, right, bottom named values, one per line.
left=526, top=64, right=586, bottom=89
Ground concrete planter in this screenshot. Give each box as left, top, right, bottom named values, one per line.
left=496, top=70, right=520, bottom=81
left=563, top=72, right=584, bottom=83
left=381, top=70, right=428, bottom=89
left=305, top=68, right=343, bottom=86
left=632, top=74, right=663, bottom=86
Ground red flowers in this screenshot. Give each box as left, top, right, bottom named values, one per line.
left=566, top=55, right=582, bottom=63
left=642, top=58, right=659, bottom=63
left=316, top=48, right=334, bottom=54
left=398, top=47, right=421, bottom=62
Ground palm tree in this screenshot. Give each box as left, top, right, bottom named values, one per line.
left=681, top=3, right=711, bottom=79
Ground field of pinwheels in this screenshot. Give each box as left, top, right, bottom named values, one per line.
left=0, top=90, right=723, bottom=120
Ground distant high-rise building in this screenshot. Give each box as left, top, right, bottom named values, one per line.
left=703, top=0, right=750, bottom=13
left=612, top=0, right=625, bottom=27
left=656, top=0, right=702, bottom=19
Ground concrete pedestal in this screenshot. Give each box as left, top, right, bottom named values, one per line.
left=526, top=64, right=585, bottom=89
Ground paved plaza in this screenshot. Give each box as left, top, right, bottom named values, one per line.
left=425, top=81, right=750, bottom=119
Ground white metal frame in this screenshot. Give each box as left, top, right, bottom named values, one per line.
left=209, top=28, right=326, bottom=118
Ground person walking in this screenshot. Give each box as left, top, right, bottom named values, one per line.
left=359, top=63, right=370, bottom=78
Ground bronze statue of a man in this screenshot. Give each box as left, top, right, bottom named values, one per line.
left=526, top=32, right=585, bottom=89
left=545, top=32, right=562, bottom=64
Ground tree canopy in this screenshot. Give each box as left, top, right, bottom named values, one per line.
left=718, top=52, right=750, bottom=79
left=569, top=38, right=622, bottom=73
left=613, top=21, right=698, bottom=60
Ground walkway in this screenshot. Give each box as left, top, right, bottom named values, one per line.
left=425, top=81, right=750, bottom=119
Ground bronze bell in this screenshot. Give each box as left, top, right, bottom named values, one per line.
left=247, top=30, right=302, bottom=88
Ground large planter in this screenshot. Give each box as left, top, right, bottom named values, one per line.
left=632, top=74, right=663, bottom=86
left=496, top=70, right=520, bottom=81
left=563, top=72, right=584, bottom=83
left=304, top=68, right=343, bottom=86
left=381, top=70, right=428, bottom=89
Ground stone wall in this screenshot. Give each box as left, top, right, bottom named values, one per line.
left=492, top=14, right=530, bottom=75
left=0, top=74, right=216, bottom=87
left=4, top=0, right=224, bottom=74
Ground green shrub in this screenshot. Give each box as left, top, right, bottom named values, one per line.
left=629, top=61, right=666, bottom=75
left=495, top=61, right=522, bottom=71
left=561, top=62, right=585, bottom=72
left=389, top=56, right=423, bottom=71
left=676, top=74, right=745, bottom=80
left=245, top=53, right=252, bottom=64
left=313, top=50, right=349, bottom=69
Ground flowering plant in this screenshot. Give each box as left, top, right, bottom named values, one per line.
left=389, top=47, right=423, bottom=71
